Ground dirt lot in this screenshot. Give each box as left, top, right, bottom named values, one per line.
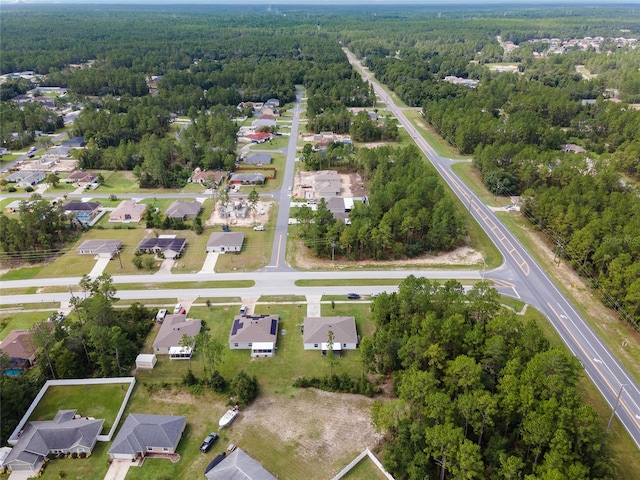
left=293, top=170, right=367, bottom=200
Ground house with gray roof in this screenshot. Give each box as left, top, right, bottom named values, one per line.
left=152, top=314, right=201, bottom=355
left=206, top=232, right=244, bottom=254
left=64, top=200, right=101, bottom=225
left=244, top=153, right=272, bottom=165
left=5, top=171, right=46, bottom=187
left=205, top=447, right=277, bottom=480
left=303, top=316, right=358, bottom=352
left=107, top=414, right=186, bottom=461
left=76, top=239, right=122, bottom=259
left=109, top=200, right=147, bottom=223
left=229, top=173, right=266, bottom=185
left=0, top=329, right=37, bottom=369
left=4, top=410, right=104, bottom=475
left=165, top=200, right=202, bottom=220
left=229, top=314, right=279, bottom=357
left=137, top=236, right=187, bottom=259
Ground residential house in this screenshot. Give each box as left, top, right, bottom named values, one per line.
left=205, top=447, right=277, bottom=479
left=165, top=200, right=201, bottom=220
left=228, top=314, right=279, bottom=357
left=302, top=316, right=358, bottom=352
left=0, top=329, right=37, bottom=369
left=107, top=414, right=187, bottom=461
left=4, top=410, right=104, bottom=475
left=76, top=239, right=122, bottom=259
left=561, top=143, right=587, bottom=154
left=229, top=173, right=265, bottom=185
left=315, top=170, right=342, bottom=198
left=63, top=200, right=101, bottom=225
left=251, top=114, right=276, bottom=130
left=264, top=98, right=280, bottom=109
left=244, top=153, right=272, bottom=165
left=65, top=171, right=97, bottom=185
left=152, top=314, right=201, bottom=355
left=137, top=236, right=186, bottom=259
left=325, top=197, right=350, bottom=224
left=206, top=232, right=245, bottom=254
left=243, top=132, right=273, bottom=144
left=190, top=168, right=225, bottom=187
left=5, top=171, right=46, bottom=188
left=60, top=137, right=85, bottom=148
left=109, top=200, right=147, bottom=223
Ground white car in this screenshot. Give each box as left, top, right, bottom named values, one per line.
left=253, top=225, right=265, bottom=231
left=173, top=303, right=182, bottom=314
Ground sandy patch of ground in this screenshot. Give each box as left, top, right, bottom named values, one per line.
left=293, top=170, right=368, bottom=200
left=294, top=244, right=483, bottom=270
left=239, top=389, right=377, bottom=460
left=204, top=199, right=272, bottom=227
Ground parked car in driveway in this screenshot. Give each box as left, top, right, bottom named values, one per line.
left=347, top=293, right=361, bottom=299
left=200, top=432, right=218, bottom=453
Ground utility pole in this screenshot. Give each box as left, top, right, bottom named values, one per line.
left=606, top=384, right=627, bottom=434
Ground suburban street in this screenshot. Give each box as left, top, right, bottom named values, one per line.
left=1, top=52, right=639, bottom=450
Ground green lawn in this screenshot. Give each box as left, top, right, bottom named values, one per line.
left=28, top=383, right=130, bottom=434
left=0, top=311, right=58, bottom=340
left=38, top=441, right=111, bottom=480
left=342, top=455, right=389, bottom=479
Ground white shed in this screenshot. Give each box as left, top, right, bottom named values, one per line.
left=135, top=354, right=157, bottom=370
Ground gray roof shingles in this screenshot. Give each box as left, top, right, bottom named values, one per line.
left=205, top=448, right=277, bottom=480
left=108, top=414, right=186, bottom=456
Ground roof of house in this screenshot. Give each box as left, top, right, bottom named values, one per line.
left=107, top=414, right=186, bottom=456
left=60, top=137, right=85, bottom=148
left=64, top=201, right=101, bottom=212
left=244, top=154, right=272, bottom=165
left=4, top=410, right=104, bottom=466
left=325, top=197, right=345, bottom=213
left=205, top=447, right=277, bottom=480
left=229, top=314, right=279, bottom=344
left=138, top=237, right=186, bottom=255
left=110, top=200, right=147, bottom=219
left=165, top=200, right=201, bottom=219
left=67, top=171, right=96, bottom=182
left=76, top=239, right=122, bottom=255
left=245, top=132, right=273, bottom=141
left=192, top=169, right=225, bottom=183
left=0, top=329, right=35, bottom=360
left=152, top=314, right=201, bottom=349
left=230, top=173, right=266, bottom=183
left=303, top=316, right=358, bottom=345
left=5, top=171, right=46, bottom=183
left=44, top=146, right=71, bottom=157
left=207, top=232, right=245, bottom=250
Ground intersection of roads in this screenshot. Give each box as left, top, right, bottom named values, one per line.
left=1, top=52, right=639, bottom=450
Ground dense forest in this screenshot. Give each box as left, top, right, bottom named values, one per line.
left=295, top=145, right=467, bottom=260
left=365, top=276, right=612, bottom=479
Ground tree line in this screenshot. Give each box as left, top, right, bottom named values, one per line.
left=364, top=276, right=612, bottom=480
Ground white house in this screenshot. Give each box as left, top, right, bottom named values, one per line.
left=228, top=314, right=279, bottom=357
left=302, top=316, right=358, bottom=352
left=206, top=232, right=245, bottom=253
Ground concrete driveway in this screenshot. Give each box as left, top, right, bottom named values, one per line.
left=103, top=459, right=137, bottom=480
left=88, top=257, right=111, bottom=278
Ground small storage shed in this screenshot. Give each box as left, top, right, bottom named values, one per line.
left=135, top=354, right=157, bottom=370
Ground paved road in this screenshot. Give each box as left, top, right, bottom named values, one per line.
left=344, top=49, right=640, bottom=449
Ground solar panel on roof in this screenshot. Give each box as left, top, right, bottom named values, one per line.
left=270, top=319, right=277, bottom=335
left=231, top=319, right=243, bottom=336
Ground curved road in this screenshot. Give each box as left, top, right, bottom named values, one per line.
left=1, top=57, right=639, bottom=449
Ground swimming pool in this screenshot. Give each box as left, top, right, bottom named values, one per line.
left=2, top=368, right=24, bottom=376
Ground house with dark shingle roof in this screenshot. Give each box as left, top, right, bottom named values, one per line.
left=107, top=414, right=186, bottom=461
left=137, top=236, right=187, bottom=259
left=205, top=447, right=277, bottom=479
left=229, top=173, right=266, bottom=185
left=76, top=239, right=122, bottom=259
left=4, top=410, right=104, bottom=475
left=244, top=153, right=272, bottom=165
left=303, top=316, right=358, bottom=352
left=64, top=200, right=101, bottom=224
left=0, top=329, right=37, bottom=369
left=229, top=314, right=279, bottom=357
left=165, top=200, right=202, bottom=220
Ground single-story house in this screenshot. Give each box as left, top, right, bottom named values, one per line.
left=205, top=447, right=277, bottom=479
left=244, top=132, right=273, bottom=143
left=229, top=173, right=265, bottom=185
left=109, top=200, right=147, bottom=223
left=64, top=200, right=101, bottom=224
left=561, top=143, right=587, bottom=154
left=251, top=114, right=276, bottom=129
left=190, top=168, right=225, bottom=186
left=206, top=232, right=245, bottom=254
left=135, top=354, right=157, bottom=370
left=4, top=410, right=104, bottom=475
left=229, top=314, right=279, bottom=357
left=316, top=180, right=341, bottom=198
left=137, top=236, right=187, bottom=259
left=264, top=98, right=280, bottom=109
left=65, top=171, right=96, bottom=185
left=42, top=146, right=71, bottom=160
left=107, top=414, right=186, bottom=461
left=60, top=136, right=85, bottom=148
left=5, top=171, right=46, bottom=187
left=244, top=153, right=272, bottom=165
left=165, top=200, right=201, bottom=220
left=76, top=239, right=122, bottom=259
left=152, top=314, right=201, bottom=355
left=303, top=316, right=358, bottom=352
left=0, top=329, right=37, bottom=369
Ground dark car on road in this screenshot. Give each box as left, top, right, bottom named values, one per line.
left=347, top=293, right=361, bottom=299
left=200, top=432, right=218, bottom=453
